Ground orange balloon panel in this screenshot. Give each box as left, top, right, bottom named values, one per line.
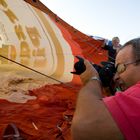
left=0, top=0, right=108, bottom=139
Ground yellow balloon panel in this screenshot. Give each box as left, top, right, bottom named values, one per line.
left=0, top=0, right=74, bottom=82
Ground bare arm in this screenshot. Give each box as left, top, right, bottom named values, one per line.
left=71, top=60, right=124, bottom=140
left=101, top=39, right=109, bottom=50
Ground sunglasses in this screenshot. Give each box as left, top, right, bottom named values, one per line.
left=115, top=59, right=140, bottom=74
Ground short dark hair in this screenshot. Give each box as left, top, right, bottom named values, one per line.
left=123, top=38, right=140, bottom=64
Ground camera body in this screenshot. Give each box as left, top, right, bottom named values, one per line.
left=71, top=56, right=116, bottom=87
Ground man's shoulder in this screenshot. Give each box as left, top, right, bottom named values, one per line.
left=104, top=44, right=113, bottom=50
left=123, top=82, right=140, bottom=97
left=104, top=82, right=140, bottom=101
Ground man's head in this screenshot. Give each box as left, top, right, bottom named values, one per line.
left=114, top=38, right=140, bottom=91
left=112, top=37, right=120, bottom=47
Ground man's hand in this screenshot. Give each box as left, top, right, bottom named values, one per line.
left=80, top=59, right=99, bottom=84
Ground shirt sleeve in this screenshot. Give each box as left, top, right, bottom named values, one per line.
left=103, top=90, right=140, bottom=140
left=103, top=44, right=109, bottom=50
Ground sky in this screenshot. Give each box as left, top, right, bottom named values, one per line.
left=40, top=0, right=140, bottom=44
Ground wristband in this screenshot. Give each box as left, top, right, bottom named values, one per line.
left=90, top=76, right=100, bottom=82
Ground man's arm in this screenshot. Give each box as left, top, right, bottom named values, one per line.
left=71, top=60, right=124, bottom=140
left=101, top=39, right=109, bottom=50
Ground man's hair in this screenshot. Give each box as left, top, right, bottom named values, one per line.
left=112, top=37, right=120, bottom=42
left=123, top=38, right=140, bottom=64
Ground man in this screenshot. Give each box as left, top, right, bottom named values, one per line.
left=102, top=37, right=121, bottom=62
left=71, top=38, right=140, bottom=140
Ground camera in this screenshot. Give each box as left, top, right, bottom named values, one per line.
left=71, top=56, right=116, bottom=88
